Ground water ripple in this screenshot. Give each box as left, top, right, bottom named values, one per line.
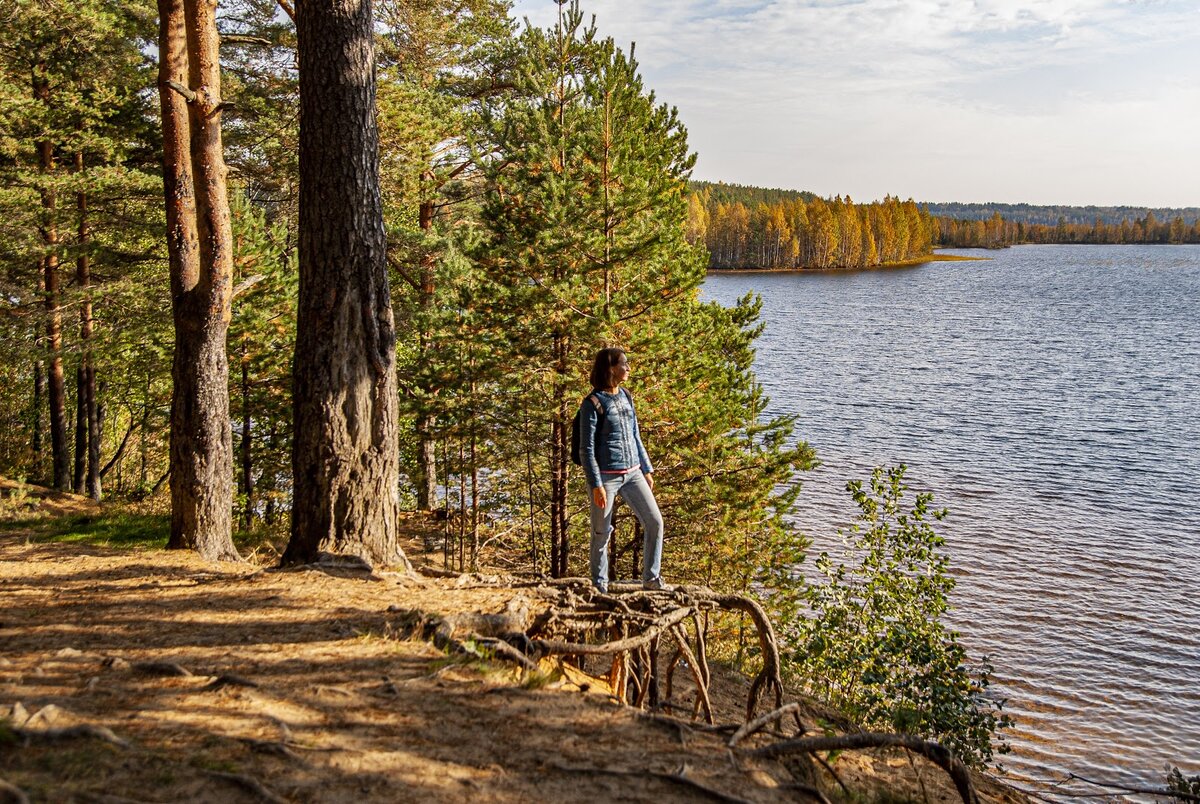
left=703, top=245, right=1200, bottom=786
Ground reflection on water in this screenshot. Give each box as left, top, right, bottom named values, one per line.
left=703, top=245, right=1200, bottom=787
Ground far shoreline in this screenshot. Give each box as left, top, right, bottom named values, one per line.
left=705, top=251, right=990, bottom=275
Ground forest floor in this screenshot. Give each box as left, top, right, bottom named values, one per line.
left=0, top=480, right=1029, bottom=803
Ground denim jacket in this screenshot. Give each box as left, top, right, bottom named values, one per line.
left=579, top=387, right=654, bottom=490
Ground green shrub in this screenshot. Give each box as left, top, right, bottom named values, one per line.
left=1167, top=765, right=1200, bottom=796
left=785, top=465, right=1010, bottom=766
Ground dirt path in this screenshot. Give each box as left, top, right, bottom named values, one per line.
left=0, top=519, right=1028, bottom=803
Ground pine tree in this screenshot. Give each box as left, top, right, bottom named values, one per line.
left=375, top=0, right=514, bottom=512
left=477, top=4, right=810, bottom=588
left=285, top=0, right=409, bottom=569
left=0, top=0, right=162, bottom=492
left=156, top=0, right=241, bottom=561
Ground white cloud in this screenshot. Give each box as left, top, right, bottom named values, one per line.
left=509, top=0, right=1200, bottom=204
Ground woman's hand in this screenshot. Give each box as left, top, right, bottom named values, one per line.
left=645, top=472, right=654, bottom=490
left=592, top=487, right=606, bottom=509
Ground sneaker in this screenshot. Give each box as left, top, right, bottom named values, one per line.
left=642, top=578, right=667, bottom=591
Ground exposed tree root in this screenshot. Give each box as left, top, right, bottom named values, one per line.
left=388, top=577, right=985, bottom=804
left=387, top=580, right=790, bottom=727
left=441, top=577, right=792, bottom=724
left=0, top=777, right=30, bottom=804
left=728, top=702, right=804, bottom=748
left=750, top=732, right=977, bottom=804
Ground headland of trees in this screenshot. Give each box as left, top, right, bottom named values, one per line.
left=690, top=181, right=1200, bottom=270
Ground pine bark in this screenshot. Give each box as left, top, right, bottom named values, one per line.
left=284, top=0, right=409, bottom=569
left=157, top=0, right=239, bottom=561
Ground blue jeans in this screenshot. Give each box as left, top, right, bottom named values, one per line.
left=589, top=468, right=663, bottom=591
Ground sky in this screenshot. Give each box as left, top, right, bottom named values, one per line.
left=508, top=0, right=1200, bottom=207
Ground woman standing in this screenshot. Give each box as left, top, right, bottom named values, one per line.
left=578, top=347, right=665, bottom=593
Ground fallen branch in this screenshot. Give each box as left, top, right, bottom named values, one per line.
left=750, top=732, right=977, bottom=804
left=1059, top=772, right=1200, bottom=802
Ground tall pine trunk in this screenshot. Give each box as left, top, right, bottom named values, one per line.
left=284, top=0, right=409, bottom=569
left=240, top=344, right=253, bottom=530
left=157, top=0, right=239, bottom=561
left=74, top=149, right=100, bottom=501
left=74, top=366, right=87, bottom=492
left=549, top=333, right=570, bottom=577
left=414, top=194, right=437, bottom=511
left=35, top=67, right=70, bottom=491
left=31, top=357, right=44, bottom=479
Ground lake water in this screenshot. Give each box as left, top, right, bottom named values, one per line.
left=702, top=245, right=1200, bottom=791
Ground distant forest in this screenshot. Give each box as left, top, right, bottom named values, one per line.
left=689, top=182, right=1200, bottom=268
left=687, top=181, right=934, bottom=270
left=936, top=210, right=1200, bottom=248
left=922, top=202, right=1200, bottom=227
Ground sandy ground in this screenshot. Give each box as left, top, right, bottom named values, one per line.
left=0, top=493, right=1028, bottom=803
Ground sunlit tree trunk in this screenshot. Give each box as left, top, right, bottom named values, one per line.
left=284, top=0, right=410, bottom=569
left=157, top=0, right=239, bottom=561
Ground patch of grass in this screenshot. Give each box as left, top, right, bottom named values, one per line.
left=2, top=511, right=170, bottom=549
left=520, top=669, right=555, bottom=690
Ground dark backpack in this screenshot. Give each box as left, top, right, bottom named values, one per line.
left=570, top=393, right=604, bottom=466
